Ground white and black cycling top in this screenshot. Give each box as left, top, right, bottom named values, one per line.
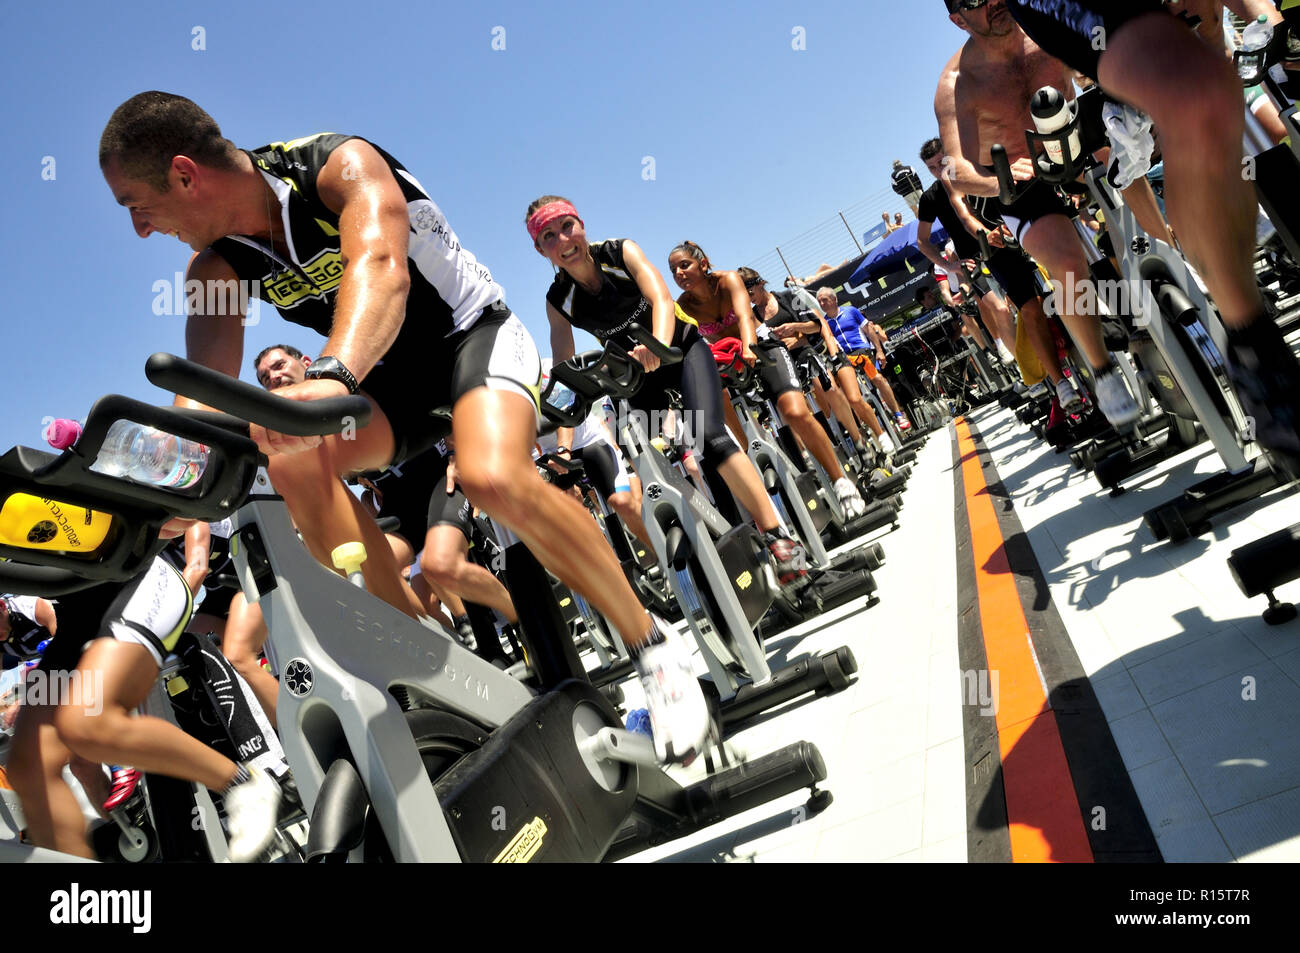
left=1, top=595, right=50, bottom=662
left=211, top=133, right=506, bottom=340
left=536, top=396, right=619, bottom=457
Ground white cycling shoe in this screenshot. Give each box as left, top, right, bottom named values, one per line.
left=634, top=617, right=712, bottom=766
left=224, top=765, right=282, bottom=863
left=1094, top=369, right=1141, bottom=430
left=834, top=477, right=867, bottom=519
left=1054, top=377, right=1084, bottom=414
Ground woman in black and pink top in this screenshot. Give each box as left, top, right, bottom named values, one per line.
left=527, top=197, right=808, bottom=586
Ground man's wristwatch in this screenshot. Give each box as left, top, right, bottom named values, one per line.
left=304, top=356, right=360, bottom=394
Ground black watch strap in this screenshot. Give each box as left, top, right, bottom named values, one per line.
left=305, top=356, right=360, bottom=394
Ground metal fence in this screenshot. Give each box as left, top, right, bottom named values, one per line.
left=743, top=183, right=913, bottom=284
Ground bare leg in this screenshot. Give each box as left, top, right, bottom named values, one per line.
left=870, top=373, right=906, bottom=418
left=1098, top=12, right=1266, bottom=328
left=978, top=292, right=1018, bottom=356
left=1022, top=215, right=1111, bottom=370
left=813, top=378, right=864, bottom=443
left=453, top=388, right=653, bottom=648
left=776, top=391, right=845, bottom=480
left=266, top=399, right=424, bottom=619
left=54, top=640, right=238, bottom=793
left=419, top=524, right=518, bottom=623
left=608, top=476, right=654, bottom=549
left=835, top=366, right=885, bottom=437
left=961, top=310, right=990, bottom=349
left=220, top=593, right=279, bottom=729
left=6, top=704, right=93, bottom=856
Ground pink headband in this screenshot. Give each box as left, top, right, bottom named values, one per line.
left=527, top=200, right=581, bottom=242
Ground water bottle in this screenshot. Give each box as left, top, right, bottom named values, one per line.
left=132, top=428, right=208, bottom=488
left=89, top=420, right=209, bottom=488
left=1239, top=16, right=1273, bottom=80
left=43, top=418, right=83, bottom=450
left=1031, top=87, right=1080, bottom=169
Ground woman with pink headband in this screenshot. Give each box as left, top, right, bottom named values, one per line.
left=525, top=195, right=810, bottom=588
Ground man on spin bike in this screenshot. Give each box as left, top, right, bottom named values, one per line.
left=934, top=0, right=1149, bottom=429
left=100, top=93, right=711, bottom=765
left=995, top=0, right=1300, bottom=472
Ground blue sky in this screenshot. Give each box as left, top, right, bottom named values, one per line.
left=0, top=0, right=962, bottom=452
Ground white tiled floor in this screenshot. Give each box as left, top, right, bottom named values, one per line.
left=623, top=393, right=1300, bottom=862
left=622, top=425, right=970, bottom=862
left=964, top=399, right=1300, bottom=863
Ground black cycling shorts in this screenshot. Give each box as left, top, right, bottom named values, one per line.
left=1005, top=0, right=1166, bottom=82
left=369, top=442, right=474, bottom=545
left=754, top=339, right=803, bottom=398
left=37, top=556, right=193, bottom=675
left=985, top=246, right=1044, bottom=309
left=992, top=176, right=1075, bottom=245
left=426, top=486, right=474, bottom=543
left=628, top=336, right=743, bottom=467
left=364, top=303, right=543, bottom=466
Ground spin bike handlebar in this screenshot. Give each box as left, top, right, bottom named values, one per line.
left=544, top=324, right=683, bottom=427
left=144, top=353, right=372, bottom=437
left=991, top=85, right=1109, bottom=206
left=0, top=354, right=373, bottom=596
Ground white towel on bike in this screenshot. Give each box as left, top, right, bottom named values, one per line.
left=1103, top=101, right=1155, bottom=191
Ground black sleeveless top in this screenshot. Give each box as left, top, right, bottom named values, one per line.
left=756, top=292, right=815, bottom=351
left=209, top=133, right=505, bottom=377
left=546, top=240, right=698, bottom=351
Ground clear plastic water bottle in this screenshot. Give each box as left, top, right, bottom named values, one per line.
left=90, top=420, right=209, bottom=488
left=1239, top=15, right=1273, bottom=79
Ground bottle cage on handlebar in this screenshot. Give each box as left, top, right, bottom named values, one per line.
left=1233, top=20, right=1295, bottom=92
left=991, top=85, right=1109, bottom=206
left=0, top=353, right=371, bottom=595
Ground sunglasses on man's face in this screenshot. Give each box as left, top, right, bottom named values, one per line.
left=952, top=0, right=989, bottom=11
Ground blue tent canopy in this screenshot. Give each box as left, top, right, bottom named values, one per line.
left=849, top=220, right=949, bottom=285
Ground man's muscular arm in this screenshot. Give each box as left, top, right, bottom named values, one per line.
left=916, top=220, right=960, bottom=270
left=313, top=139, right=412, bottom=382
left=181, top=249, right=247, bottom=411
left=935, top=56, right=1003, bottom=199
left=944, top=180, right=995, bottom=243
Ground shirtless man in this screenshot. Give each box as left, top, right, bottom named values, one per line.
left=1000, top=0, right=1300, bottom=470
left=934, top=0, right=1140, bottom=428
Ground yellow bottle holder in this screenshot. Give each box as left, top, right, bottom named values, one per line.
left=0, top=493, right=112, bottom=554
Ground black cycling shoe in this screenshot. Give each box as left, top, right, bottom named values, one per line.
left=1226, top=319, right=1300, bottom=479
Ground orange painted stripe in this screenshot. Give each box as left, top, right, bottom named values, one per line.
left=956, top=417, right=1093, bottom=863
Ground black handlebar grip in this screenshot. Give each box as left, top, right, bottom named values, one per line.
left=0, top=563, right=101, bottom=598
left=977, top=230, right=993, bottom=261
left=990, top=145, right=1018, bottom=207
left=625, top=323, right=683, bottom=365
left=145, top=353, right=372, bottom=436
